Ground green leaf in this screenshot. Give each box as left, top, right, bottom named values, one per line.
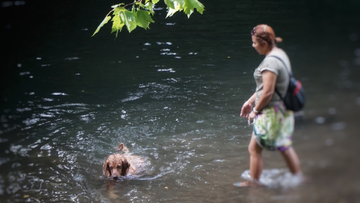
left=135, top=2, right=145, bottom=9
left=111, top=14, right=125, bottom=37
left=164, top=0, right=176, bottom=9
left=111, top=4, right=119, bottom=8
left=136, top=10, right=154, bottom=29
left=113, top=6, right=124, bottom=16
left=120, top=10, right=137, bottom=33
left=92, top=15, right=111, bottom=37
left=192, top=0, right=204, bottom=14
left=111, top=3, right=124, bottom=8
left=92, top=0, right=204, bottom=37
left=184, top=0, right=204, bottom=18
left=166, top=1, right=181, bottom=18
left=183, top=0, right=194, bottom=17
left=144, top=2, right=155, bottom=15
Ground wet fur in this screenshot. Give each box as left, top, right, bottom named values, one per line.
left=103, top=154, right=131, bottom=178
left=102, top=143, right=143, bottom=179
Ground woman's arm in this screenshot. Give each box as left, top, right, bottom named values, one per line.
left=254, top=70, right=277, bottom=112
left=246, top=92, right=257, bottom=106
left=248, top=70, right=277, bottom=122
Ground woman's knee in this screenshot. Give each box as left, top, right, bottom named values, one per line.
left=248, top=138, right=262, bottom=156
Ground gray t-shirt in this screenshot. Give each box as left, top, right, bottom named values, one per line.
left=253, top=48, right=292, bottom=107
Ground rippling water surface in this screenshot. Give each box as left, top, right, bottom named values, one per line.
left=1, top=0, right=360, bottom=202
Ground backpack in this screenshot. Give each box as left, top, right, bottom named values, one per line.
left=268, top=55, right=305, bottom=112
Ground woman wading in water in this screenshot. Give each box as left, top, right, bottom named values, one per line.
left=235, top=24, right=303, bottom=187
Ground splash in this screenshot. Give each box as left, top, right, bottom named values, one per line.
left=241, top=168, right=304, bottom=189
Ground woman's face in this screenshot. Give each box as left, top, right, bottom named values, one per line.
left=252, top=35, right=267, bottom=55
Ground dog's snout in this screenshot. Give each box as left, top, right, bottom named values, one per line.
left=113, top=175, right=118, bottom=179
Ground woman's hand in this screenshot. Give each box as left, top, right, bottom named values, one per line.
left=248, top=111, right=257, bottom=124
left=240, top=102, right=253, bottom=118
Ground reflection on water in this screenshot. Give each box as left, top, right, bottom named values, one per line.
left=1, top=0, right=360, bottom=202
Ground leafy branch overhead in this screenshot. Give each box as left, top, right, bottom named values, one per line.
left=92, top=0, right=205, bottom=37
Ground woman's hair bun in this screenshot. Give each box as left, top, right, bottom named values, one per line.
left=275, top=37, right=283, bottom=43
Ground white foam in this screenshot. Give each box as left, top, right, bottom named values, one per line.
left=241, top=168, right=303, bottom=189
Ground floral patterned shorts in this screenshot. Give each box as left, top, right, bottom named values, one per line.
left=253, top=103, right=294, bottom=151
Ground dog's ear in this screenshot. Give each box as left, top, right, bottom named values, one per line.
left=117, top=143, right=124, bottom=151
left=116, top=143, right=130, bottom=153
left=102, top=160, right=111, bottom=177
left=121, top=159, right=130, bottom=176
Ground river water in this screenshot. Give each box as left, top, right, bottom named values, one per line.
left=1, top=0, right=360, bottom=202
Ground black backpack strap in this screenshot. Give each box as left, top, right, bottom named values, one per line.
left=267, top=55, right=292, bottom=99
left=274, top=87, right=284, bottom=100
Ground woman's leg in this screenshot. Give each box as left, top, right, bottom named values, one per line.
left=248, top=132, right=263, bottom=180
left=235, top=132, right=263, bottom=187
left=234, top=132, right=264, bottom=187
left=280, top=146, right=302, bottom=174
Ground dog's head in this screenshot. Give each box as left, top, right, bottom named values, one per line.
left=103, top=154, right=130, bottom=179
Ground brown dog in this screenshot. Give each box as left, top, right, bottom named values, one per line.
left=102, top=143, right=145, bottom=179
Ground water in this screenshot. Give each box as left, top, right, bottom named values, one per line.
left=1, top=0, right=360, bottom=202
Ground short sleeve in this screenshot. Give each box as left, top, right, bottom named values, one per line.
left=258, top=57, right=280, bottom=75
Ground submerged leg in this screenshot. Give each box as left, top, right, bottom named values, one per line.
left=249, top=132, right=263, bottom=180
left=235, top=132, right=263, bottom=187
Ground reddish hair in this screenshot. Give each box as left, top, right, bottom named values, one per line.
left=251, top=24, right=282, bottom=47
